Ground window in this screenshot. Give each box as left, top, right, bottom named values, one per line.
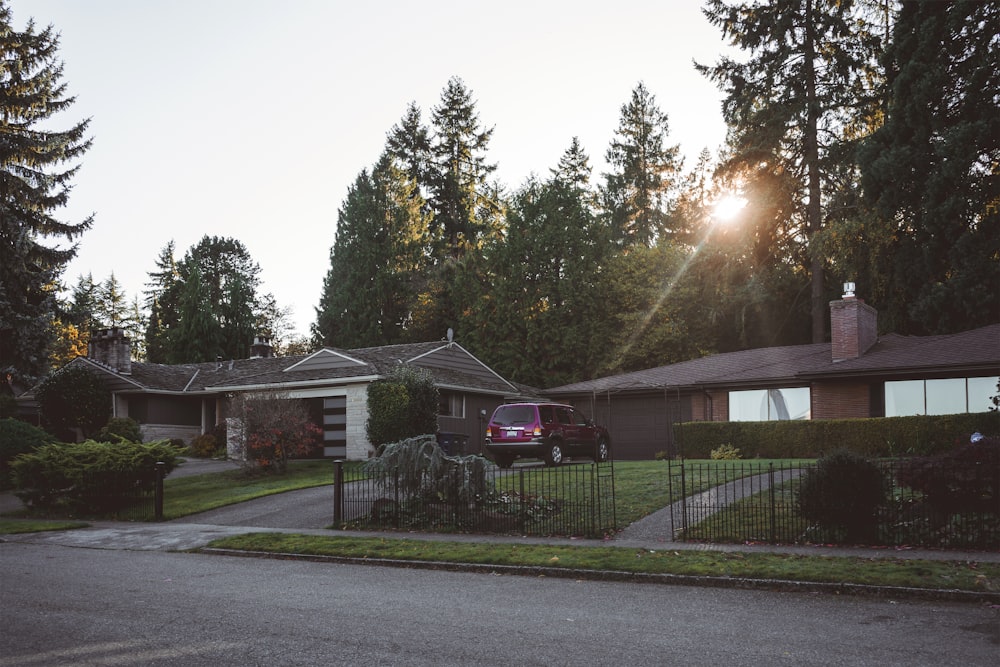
left=729, top=388, right=811, bottom=422
left=439, top=391, right=465, bottom=418
left=884, top=376, right=999, bottom=417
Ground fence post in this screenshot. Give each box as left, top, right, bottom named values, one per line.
left=768, top=462, right=776, bottom=543
left=519, top=469, right=526, bottom=534
left=333, top=459, right=344, bottom=526
left=154, top=461, right=165, bottom=521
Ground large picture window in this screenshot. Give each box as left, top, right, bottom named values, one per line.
left=885, top=376, right=999, bottom=417
left=438, top=391, right=465, bottom=418
left=729, top=388, right=810, bottom=421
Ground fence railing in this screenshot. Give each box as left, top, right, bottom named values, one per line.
left=333, top=460, right=616, bottom=538
left=668, top=458, right=1000, bottom=549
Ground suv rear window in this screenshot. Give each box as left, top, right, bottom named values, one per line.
left=492, top=405, right=536, bottom=426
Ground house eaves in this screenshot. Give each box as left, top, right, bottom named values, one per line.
left=209, top=375, right=382, bottom=393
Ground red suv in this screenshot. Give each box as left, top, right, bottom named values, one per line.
left=485, top=402, right=611, bottom=467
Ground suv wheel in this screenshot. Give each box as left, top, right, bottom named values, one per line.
left=595, top=438, right=609, bottom=463
left=544, top=441, right=564, bottom=467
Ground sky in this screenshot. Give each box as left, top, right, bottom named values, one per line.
left=16, top=0, right=737, bottom=340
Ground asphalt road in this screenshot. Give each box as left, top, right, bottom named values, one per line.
left=2, top=542, right=997, bottom=666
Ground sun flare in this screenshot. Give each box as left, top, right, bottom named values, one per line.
left=713, top=194, right=748, bottom=222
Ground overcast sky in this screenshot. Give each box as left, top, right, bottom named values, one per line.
left=17, top=0, right=736, bottom=339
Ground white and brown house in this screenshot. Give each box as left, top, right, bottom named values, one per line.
left=22, top=332, right=528, bottom=460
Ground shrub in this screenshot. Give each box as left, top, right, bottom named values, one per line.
left=0, top=419, right=55, bottom=488
left=11, top=439, right=182, bottom=512
left=366, top=366, right=439, bottom=450
left=710, top=443, right=741, bottom=460
left=94, top=417, right=143, bottom=443
left=228, top=392, right=321, bottom=474
left=797, top=449, right=888, bottom=543
left=34, top=366, right=111, bottom=441
left=896, top=435, right=1000, bottom=516
left=363, top=434, right=491, bottom=506
left=189, top=433, right=219, bottom=458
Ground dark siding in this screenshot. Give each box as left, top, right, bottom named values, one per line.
left=129, top=395, right=201, bottom=426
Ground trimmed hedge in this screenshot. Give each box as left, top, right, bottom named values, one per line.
left=11, top=439, right=182, bottom=512
left=675, top=411, right=1000, bottom=459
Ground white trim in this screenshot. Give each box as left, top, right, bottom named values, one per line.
left=283, top=348, right=367, bottom=372
left=70, top=357, right=146, bottom=389
left=211, top=375, right=381, bottom=393
left=407, top=342, right=519, bottom=393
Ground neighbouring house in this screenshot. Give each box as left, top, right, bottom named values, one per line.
left=544, top=289, right=1000, bottom=460
left=18, top=331, right=529, bottom=460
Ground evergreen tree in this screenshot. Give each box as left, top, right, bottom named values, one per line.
left=857, top=0, right=999, bottom=334
left=385, top=102, right=433, bottom=198
left=427, top=76, right=498, bottom=259
left=0, top=3, right=92, bottom=388
left=600, top=82, right=682, bottom=248
left=314, top=154, right=429, bottom=349
left=155, top=236, right=267, bottom=362
left=469, top=141, right=612, bottom=387
left=698, top=0, right=883, bottom=342
left=171, top=264, right=219, bottom=363
left=95, top=272, right=128, bottom=328
left=143, top=241, right=179, bottom=363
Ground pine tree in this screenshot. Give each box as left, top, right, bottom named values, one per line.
left=96, top=272, right=128, bottom=328
left=858, top=0, right=1000, bottom=334
left=600, top=82, right=682, bottom=248
left=171, top=265, right=219, bottom=363
left=0, top=3, right=92, bottom=387
left=698, top=0, right=883, bottom=343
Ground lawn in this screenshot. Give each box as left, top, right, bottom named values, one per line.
left=161, top=460, right=365, bottom=519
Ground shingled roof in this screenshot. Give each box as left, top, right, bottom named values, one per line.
left=545, top=323, right=1000, bottom=395
left=66, top=340, right=520, bottom=397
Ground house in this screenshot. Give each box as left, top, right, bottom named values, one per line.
left=24, top=330, right=528, bottom=460
left=543, top=289, right=1000, bottom=460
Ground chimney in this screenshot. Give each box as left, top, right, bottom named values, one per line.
left=830, top=282, right=877, bottom=362
left=88, top=327, right=132, bottom=374
left=249, top=335, right=273, bottom=359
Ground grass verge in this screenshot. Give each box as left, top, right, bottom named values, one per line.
left=206, top=532, right=1000, bottom=595
left=0, top=519, right=89, bottom=534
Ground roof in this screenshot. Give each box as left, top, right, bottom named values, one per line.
left=36, top=341, right=522, bottom=398
left=545, top=323, right=1000, bottom=395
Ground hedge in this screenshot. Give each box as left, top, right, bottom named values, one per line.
left=674, top=411, right=1000, bottom=459
left=11, top=439, right=182, bottom=512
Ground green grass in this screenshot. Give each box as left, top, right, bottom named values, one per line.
left=162, top=460, right=365, bottom=519
left=0, top=519, right=89, bottom=534
left=611, top=459, right=815, bottom=526
left=205, top=531, right=1000, bottom=594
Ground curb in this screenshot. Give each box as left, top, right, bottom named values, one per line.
left=199, top=547, right=1000, bottom=605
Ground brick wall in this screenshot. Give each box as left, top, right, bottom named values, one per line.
left=830, top=297, right=878, bottom=361
left=811, top=381, right=872, bottom=419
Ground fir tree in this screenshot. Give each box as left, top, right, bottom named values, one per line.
left=858, top=0, right=1000, bottom=333
left=698, top=0, right=883, bottom=342
left=600, top=82, right=682, bottom=248
left=0, top=3, right=92, bottom=387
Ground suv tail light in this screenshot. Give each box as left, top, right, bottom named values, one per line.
left=532, top=425, right=542, bottom=437
left=485, top=426, right=492, bottom=438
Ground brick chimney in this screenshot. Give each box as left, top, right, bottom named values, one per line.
left=249, top=335, right=273, bottom=359
left=88, top=327, right=132, bottom=374
left=829, top=283, right=877, bottom=362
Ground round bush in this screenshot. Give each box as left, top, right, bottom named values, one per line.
left=797, top=449, right=888, bottom=543
left=35, top=366, right=111, bottom=440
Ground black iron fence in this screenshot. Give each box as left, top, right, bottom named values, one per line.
left=333, top=460, right=616, bottom=538
left=668, top=458, right=1000, bottom=549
